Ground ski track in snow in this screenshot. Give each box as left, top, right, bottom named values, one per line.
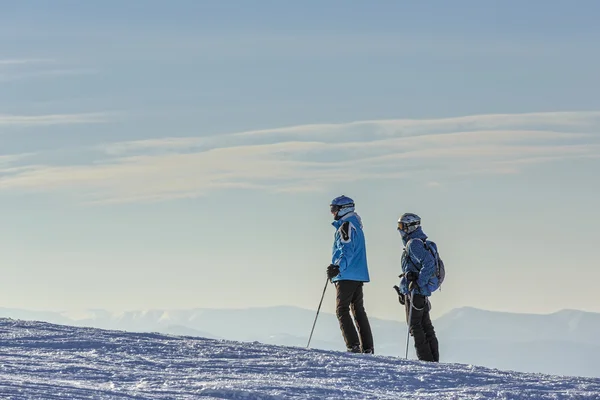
left=0, top=319, right=598, bottom=399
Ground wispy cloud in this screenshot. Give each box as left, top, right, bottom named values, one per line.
left=0, top=58, right=96, bottom=83
left=0, top=153, right=33, bottom=164
left=0, top=58, right=54, bottom=65
left=0, top=112, right=598, bottom=203
left=0, top=113, right=111, bottom=127
left=0, top=69, right=98, bottom=83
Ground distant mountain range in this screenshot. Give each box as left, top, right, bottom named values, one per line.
left=1, top=305, right=598, bottom=378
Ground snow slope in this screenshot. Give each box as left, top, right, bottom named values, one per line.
left=3, top=306, right=598, bottom=378
left=0, top=318, right=598, bottom=399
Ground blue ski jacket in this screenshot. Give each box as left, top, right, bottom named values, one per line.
left=330, top=212, right=370, bottom=283
left=399, top=226, right=438, bottom=296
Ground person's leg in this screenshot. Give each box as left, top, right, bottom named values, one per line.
left=350, top=282, right=374, bottom=353
left=335, top=281, right=360, bottom=352
left=422, top=300, right=439, bottom=362
left=408, top=294, right=435, bottom=362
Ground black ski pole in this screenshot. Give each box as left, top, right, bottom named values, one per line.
left=393, top=284, right=413, bottom=359
left=307, top=277, right=329, bottom=348
left=405, top=291, right=414, bottom=359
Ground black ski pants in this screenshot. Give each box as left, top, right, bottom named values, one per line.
left=406, top=293, right=439, bottom=362
left=335, top=280, right=374, bottom=352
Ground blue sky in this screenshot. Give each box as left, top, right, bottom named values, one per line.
left=1, top=1, right=599, bottom=320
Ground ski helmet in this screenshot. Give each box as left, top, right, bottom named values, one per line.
left=330, top=195, right=355, bottom=219
left=397, top=212, right=421, bottom=234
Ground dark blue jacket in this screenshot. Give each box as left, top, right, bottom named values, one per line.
left=399, top=227, right=439, bottom=296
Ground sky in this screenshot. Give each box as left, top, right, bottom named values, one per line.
left=1, top=0, right=599, bottom=321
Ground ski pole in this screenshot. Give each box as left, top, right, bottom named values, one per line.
left=405, top=290, right=414, bottom=359
left=307, top=277, right=329, bottom=348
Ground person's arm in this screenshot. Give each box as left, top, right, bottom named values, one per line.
left=333, top=221, right=355, bottom=273
left=407, top=240, right=436, bottom=288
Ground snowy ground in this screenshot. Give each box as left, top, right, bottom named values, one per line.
left=0, top=318, right=598, bottom=399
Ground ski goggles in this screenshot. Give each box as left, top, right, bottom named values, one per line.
left=330, top=203, right=354, bottom=214
left=397, top=221, right=418, bottom=231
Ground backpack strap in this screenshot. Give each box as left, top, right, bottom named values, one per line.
left=420, top=238, right=437, bottom=258
left=404, top=238, right=423, bottom=271
left=407, top=238, right=438, bottom=270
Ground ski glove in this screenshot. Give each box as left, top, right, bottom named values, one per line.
left=393, top=285, right=405, bottom=305
left=327, top=264, right=340, bottom=279
left=398, top=293, right=406, bottom=305
left=405, top=271, right=418, bottom=282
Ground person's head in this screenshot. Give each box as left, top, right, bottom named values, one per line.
left=330, top=195, right=355, bottom=221
left=397, top=212, right=421, bottom=239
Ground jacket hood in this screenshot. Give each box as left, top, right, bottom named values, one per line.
left=400, top=225, right=427, bottom=245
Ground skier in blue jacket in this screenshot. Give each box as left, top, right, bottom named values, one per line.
left=326, top=195, right=374, bottom=354
left=397, top=212, right=440, bottom=362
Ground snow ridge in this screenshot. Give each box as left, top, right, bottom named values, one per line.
left=0, top=318, right=598, bottom=399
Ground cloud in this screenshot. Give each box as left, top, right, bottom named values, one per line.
left=101, top=111, right=600, bottom=154
left=0, top=112, right=598, bottom=203
left=0, top=153, right=33, bottom=164
left=0, top=58, right=54, bottom=65
left=0, top=113, right=111, bottom=127
left=0, top=58, right=96, bottom=83
left=0, top=69, right=98, bottom=83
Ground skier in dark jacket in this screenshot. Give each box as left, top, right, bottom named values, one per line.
left=326, top=195, right=374, bottom=354
left=396, top=212, right=440, bottom=362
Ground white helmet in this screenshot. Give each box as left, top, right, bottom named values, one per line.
left=397, top=213, right=421, bottom=234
